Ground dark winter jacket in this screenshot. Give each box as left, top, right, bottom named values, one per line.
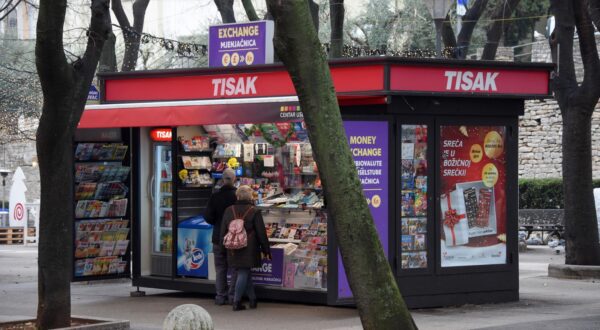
left=220, top=200, right=270, bottom=269
left=204, top=184, right=237, bottom=244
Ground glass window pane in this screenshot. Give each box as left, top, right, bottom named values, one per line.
left=400, top=125, right=428, bottom=269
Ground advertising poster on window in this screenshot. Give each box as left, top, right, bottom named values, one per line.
left=338, top=121, right=388, bottom=299
left=439, top=126, right=507, bottom=267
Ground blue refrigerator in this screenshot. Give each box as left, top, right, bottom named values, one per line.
left=177, top=216, right=213, bottom=278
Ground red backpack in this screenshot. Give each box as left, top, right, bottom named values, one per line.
left=223, top=206, right=254, bottom=250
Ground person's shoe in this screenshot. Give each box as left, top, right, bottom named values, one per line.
left=232, top=301, right=246, bottom=311
left=215, top=297, right=227, bottom=305
left=249, top=299, right=257, bottom=309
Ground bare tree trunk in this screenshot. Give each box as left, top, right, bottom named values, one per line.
left=441, top=13, right=457, bottom=50
left=241, top=0, right=259, bottom=21
left=35, top=0, right=110, bottom=328
left=265, top=1, right=415, bottom=329
left=456, top=0, right=488, bottom=59
left=550, top=0, right=600, bottom=265
left=441, top=0, right=488, bottom=59
left=214, top=0, right=235, bottom=23
left=329, top=0, right=344, bottom=58
left=589, top=0, right=600, bottom=29
left=112, top=0, right=150, bottom=71
left=308, top=0, right=319, bottom=34
left=99, top=32, right=117, bottom=73
left=481, top=0, right=521, bottom=60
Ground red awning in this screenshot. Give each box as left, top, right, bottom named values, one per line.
left=79, top=95, right=388, bottom=128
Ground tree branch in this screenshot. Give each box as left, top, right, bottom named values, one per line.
left=132, top=0, right=150, bottom=33
left=214, top=0, right=235, bottom=23
left=0, top=0, right=22, bottom=23
left=111, top=0, right=131, bottom=30
left=588, top=0, right=600, bottom=31
left=549, top=0, right=578, bottom=112
left=456, top=0, right=488, bottom=59
left=441, top=14, right=457, bottom=50
left=329, top=0, right=344, bottom=58
left=35, top=0, right=70, bottom=107
left=573, top=0, right=600, bottom=107
left=79, top=0, right=111, bottom=103
left=481, top=0, right=520, bottom=60
left=241, top=0, right=259, bottom=21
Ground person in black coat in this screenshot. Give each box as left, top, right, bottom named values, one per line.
left=220, top=185, right=271, bottom=311
left=204, top=168, right=237, bottom=305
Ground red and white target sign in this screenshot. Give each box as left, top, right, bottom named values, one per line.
left=14, top=203, right=24, bottom=221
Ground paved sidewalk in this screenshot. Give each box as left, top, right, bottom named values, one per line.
left=1, top=245, right=599, bottom=329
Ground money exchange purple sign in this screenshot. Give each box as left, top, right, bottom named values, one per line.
left=251, top=248, right=283, bottom=285
left=209, top=21, right=274, bottom=68
left=338, top=121, right=389, bottom=299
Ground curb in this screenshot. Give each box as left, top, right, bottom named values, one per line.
left=548, top=263, right=600, bottom=279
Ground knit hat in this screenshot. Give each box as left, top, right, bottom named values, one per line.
left=222, top=167, right=236, bottom=184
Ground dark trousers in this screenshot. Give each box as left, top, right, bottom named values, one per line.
left=234, top=267, right=256, bottom=303
left=213, top=244, right=236, bottom=303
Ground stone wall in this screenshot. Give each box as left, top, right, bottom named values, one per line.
left=519, top=35, right=600, bottom=179
left=520, top=99, right=600, bottom=179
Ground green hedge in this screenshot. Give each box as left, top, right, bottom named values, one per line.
left=519, top=178, right=600, bottom=209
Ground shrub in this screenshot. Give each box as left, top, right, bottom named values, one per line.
left=519, top=178, right=600, bottom=209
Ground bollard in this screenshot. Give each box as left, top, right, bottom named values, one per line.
left=163, top=304, right=214, bottom=330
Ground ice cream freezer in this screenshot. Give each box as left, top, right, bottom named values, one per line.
left=177, top=216, right=213, bottom=278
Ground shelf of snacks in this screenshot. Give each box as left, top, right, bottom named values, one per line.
left=178, top=135, right=211, bottom=152
left=177, top=169, right=213, bottom=188
left=399, top=125, right=429, bottom=270
left=180, top=155, right=212, bottom=170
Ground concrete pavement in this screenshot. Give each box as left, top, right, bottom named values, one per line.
left=1, top=245, right=599, bottom=329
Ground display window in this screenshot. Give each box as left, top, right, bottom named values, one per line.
left=176, top=121, right=328, bottom=291
left=439, top=125, right=507, bottom=267
left=73, top=140, right=131, bottom=279
left=399, top=125, right=429, bottom=270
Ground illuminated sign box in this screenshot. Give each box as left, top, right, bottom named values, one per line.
left=208, top=20, right=274, bottom=68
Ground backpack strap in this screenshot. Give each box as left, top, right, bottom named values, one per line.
left=231, top=206, right=239, bottom=219
left=240, top=206, right=254, bottom=220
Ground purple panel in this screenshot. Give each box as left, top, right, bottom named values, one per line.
left=209, top=21, right=274, bottom=68
left=338, top=121, right=389, bottom=299
left=251, top=248, right=284, bottom=286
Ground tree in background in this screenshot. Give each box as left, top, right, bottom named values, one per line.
left=346, top=0, right=398, bottom=49
left=214, top=0, right=236, bottom=23
left=35, top=0, right=110, bottom=327
left=112, top=0, right=151, bottom=71
left=265, top=0, right=415, bottom=328
left=0, top=41, right=41, bottom=142
left=440, top=0, right=548, bottom=60
left=329, top=0, right=344, bottom=58
left=550, top=0, right=600, bottom=265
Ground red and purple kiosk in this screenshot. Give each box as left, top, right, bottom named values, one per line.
left=73, top=57, right=552, bottom=307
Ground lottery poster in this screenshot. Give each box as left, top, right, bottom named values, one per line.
left=439, top=126, right=507, bottom=267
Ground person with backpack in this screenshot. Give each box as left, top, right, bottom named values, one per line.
left=220, top=185, right=271, bottom=311
left=204, top=168, right=237, bottom=305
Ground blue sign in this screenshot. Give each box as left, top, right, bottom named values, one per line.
left=88, top=85, right=100, bottom=101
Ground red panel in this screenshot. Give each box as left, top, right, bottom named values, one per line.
left=104, top=65, right=385, bottom=102
left=390, top=66, right=549, bottom=96
left=338, top=96, right=387, bottom=106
